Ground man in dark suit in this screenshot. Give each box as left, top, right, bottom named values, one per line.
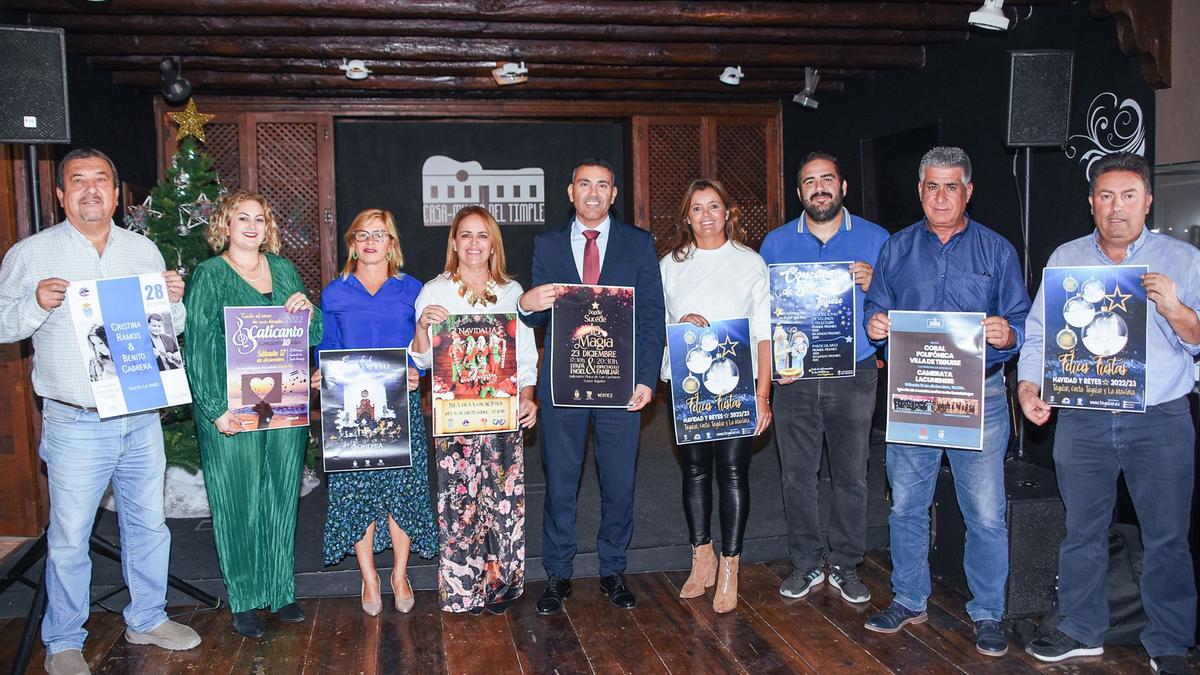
left=519, top=159, right=665, bottom=614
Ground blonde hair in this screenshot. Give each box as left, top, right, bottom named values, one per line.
left=444, top=206, right=511, bottom=285
left=207, top=190, right=282, bottom=254
left=341, top=208, right=405, bottom=278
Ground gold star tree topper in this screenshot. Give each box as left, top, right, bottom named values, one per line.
left=167, top=98, right=214, bottom=143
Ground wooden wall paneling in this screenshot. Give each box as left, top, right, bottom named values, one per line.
left=713, top=117, right=772, bottom=249
left=631, top=117, right=650, bottom=231
left=315, top=114, right=337, bottom=288
left=248, top=113, right=327, bottom=302
left=766, top=113, right=784, bottom=234
left=0, top=144, right=49, bottom=536
left=641, top=117, right=704, bottom=257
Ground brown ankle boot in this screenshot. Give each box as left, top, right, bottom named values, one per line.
left=679, top=542, right=717, bottom=598
left=712, top=554, right=740, bottom=613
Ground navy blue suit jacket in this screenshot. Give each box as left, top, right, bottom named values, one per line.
left=522, top=219, right=665, bottom=395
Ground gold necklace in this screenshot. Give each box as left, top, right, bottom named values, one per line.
left=450, top=271, right=498, bottom=307
left=225, top=252, right=264, bottom=281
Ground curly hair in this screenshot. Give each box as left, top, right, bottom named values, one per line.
left=666, top=178, right=748, bottom=262
left=206, top=190, right=282, bottom=254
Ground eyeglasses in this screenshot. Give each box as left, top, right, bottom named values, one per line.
left=351, top=230, right=392, bottom=243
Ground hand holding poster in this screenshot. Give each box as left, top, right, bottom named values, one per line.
left=666, top=318, right=757, bottom=444
left=551, top=284, right=635, bottom=407
left=886, top=310, right=985, bottom=450
left=66, top=273, right=191, bottom=418
left=1040, top=265, right=1147, bottom=411
left=429, top=312, right=520, bottom=436
left=318, top=348, right=411, bottom=471
left=224, top=306, right=310, bottom=431
left=769, top=262, right=856, bottom=380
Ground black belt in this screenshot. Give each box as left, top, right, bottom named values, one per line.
left=985, top=363, right=1004, bottom=378
left=47, top=398, right=98, bottom=413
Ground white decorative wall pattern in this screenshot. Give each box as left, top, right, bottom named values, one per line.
left=1064, top=92, right=1146, bottom=181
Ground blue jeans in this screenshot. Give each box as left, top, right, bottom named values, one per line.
left=886, top=371, right=1009, bottom=621
left=1053, top=398, right=1196, bottom=657
left=39, top=400, right=170, bottom=654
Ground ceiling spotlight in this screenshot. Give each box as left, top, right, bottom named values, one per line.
left=792, top=67, right=820, bottom=110
left=719, top=66, right=744, bottom=86
left=159, top=56, right=191, bottom=105
left=968, top=0, right=1011, bottom=31
left=340, top=59, right=371, bottom=80
left=492, top=62, right=528, bottom=86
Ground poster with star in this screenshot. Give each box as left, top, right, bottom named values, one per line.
left=429, top=312, right=520, bottom=436
left=550, top=284, right=635, bottom=407
left=224, top=306, right=311, bottom=431
left=886, top=310, right=986, bottom=451
left=1040, top=265, right=1147, bottom=412
left=318, top=348, right=411, bottom=472
left=769, top=262, right=856, bottom=380
left=666, top=318, right=757, bottom=444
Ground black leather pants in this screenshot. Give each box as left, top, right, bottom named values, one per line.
left=679, top=436, right=754, bottom=556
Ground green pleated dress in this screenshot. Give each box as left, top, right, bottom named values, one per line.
left=183, top=253, right=324, bottom=613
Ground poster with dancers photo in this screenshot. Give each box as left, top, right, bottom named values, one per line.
left=65, top=273, right=192, bottom=418
left=550, top=284, right=635, bottom=407
left=885, top=310, right=985, bottom=451
left=1040, top=265, right=1147, bottom=412
left=224, top=306, right=310, bottom=431
left=768, top=262, right=856, bottom=380
left=666, top=318, right=757, bottom=444
left=429, top=312, right=520, bottom=437
left=318, top=348, right=411, bottom=471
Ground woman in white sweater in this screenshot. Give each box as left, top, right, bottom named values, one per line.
left=660, top=178, right=773, bottom=613
left=409, top=206, right=538, bottom=615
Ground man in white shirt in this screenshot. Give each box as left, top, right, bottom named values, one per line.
left=0, top=148, right=200, bottom=675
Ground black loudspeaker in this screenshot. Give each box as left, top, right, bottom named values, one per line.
left=931, top=460, right=1066, bottom=619
left=0, top=25, right=70, bottom=144
left=1006, top=50, right=1074, bottom=147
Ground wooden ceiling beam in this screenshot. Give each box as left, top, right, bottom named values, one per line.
left=69, top=34, right=925, bottom=69
left=9, top=0, right=978, bottom=30
left=88, top=56, right=876, bottom=81
left=30, top=12, right=967, bottom=46
left=111, top=70, right=845, bottom=94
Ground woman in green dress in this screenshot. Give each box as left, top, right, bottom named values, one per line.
left=184, top=190, right=323, bottom=638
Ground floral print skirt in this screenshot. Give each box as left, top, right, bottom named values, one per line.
left=434, top=430, right=525, bottom=612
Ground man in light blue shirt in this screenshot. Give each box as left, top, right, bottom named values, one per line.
left=0, top=149, right=200, bottom=675
left=759, top=152, right=889, bottom=606
left=1017, top=152, right=1200, bottom=674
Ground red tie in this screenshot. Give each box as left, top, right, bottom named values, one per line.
left=582, top=229, right=600, bottom=285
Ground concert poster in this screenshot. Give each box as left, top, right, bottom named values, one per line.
left=429, top=312, right=520, bottom=437
left=769, top=262, right=856, bottom=380
left=885, top=310, right=986, bottom=451
left=65, top=273, right=191, bottom=418
left=223, top=306, right=310, bottom=431
left=318, top=348, right=411, bottom=472
left=550, top=284, right=635, bottom=407
left=1040, top=265, right=1147, bottom=412
left=666, top=318, right=757, bottom=445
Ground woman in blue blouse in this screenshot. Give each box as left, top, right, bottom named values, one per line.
left=315, top=209, right=437, bottom=615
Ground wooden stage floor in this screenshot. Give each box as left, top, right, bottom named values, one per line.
left=1, top=552, right=1193, bottom=674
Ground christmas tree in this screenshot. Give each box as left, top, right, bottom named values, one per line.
left=124, top=99, right=222, bottom=471
left=126, top=136, right=221, bottom=279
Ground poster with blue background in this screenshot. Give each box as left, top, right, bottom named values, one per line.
left=769, top=262, right=856, bottom=380
left=666, top=318, right=757, bottom=445
left=66, top=273, right=191, bottom=418
left=886, top=310, right=985, bottom=451
left=1041, top=265, right=1147, bottom=412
